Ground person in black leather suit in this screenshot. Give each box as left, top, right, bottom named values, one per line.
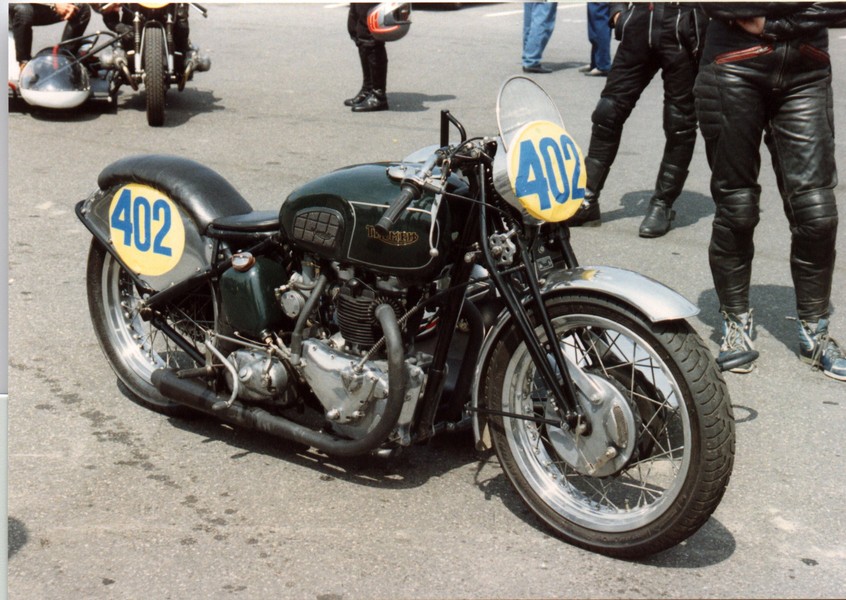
left=8, top=3, right=91, bottom=67
left=694, top=2, right=846, bottom=380
left=345, top=3, right=389, bottom=113
left=569, top=2, right=708, bottom=238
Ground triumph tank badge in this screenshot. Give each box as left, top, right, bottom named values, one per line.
left=366, top=225, right=419, bottom=246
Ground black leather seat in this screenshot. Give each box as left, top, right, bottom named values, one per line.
left=98, top=154, right=254, bottom=232
left=209, top=211, right=279, bottom=232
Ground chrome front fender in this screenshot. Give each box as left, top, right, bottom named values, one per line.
left=540, top=266, right=698, bottom=322
left=470, top=265, right=699, bottom=450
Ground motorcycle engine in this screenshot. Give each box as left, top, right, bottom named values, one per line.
left=335, top=279, right=406, bottom=349
left=225, top=349, right=290, bottom=403
left=297, top=336, right=425, bottom=443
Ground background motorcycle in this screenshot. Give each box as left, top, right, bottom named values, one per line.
left=7, top=2, right=210, bottom=126
left=76, top=76, right=735, bottom=558
left=103, top=2, right=210, bottom=126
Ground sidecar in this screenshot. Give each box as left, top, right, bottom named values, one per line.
left=8, top=32, right=118, bottom=111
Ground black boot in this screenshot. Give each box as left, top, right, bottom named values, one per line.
left=638, top=199, right=676, bottom=237
left=568, top=157, right=608, bottom=227
left=352, top=89, right=389, bottom=112
left=346, top=43, right=373, bottom=107
left=344, top=88, right=371, bottom=107
left=567, top=191, right=602, bottom=227
left=638, top=163, right=688, bottom=238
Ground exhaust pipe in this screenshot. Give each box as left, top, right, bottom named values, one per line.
left=151, top=303, right=407, bottom=458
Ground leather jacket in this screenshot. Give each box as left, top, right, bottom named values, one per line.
left=613, top=3, right=707, bottom=60
left=699, top=3, right=846, bottom=63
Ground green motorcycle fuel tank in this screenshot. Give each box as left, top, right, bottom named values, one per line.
left=278, top=163, right=459, bottom=282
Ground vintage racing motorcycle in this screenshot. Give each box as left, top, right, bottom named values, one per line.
left=8, top=3, right=210, bottom=126
left=77, top=77, right=735, bottom=558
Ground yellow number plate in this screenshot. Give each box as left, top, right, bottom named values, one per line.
left=108, top=183, right=186, bottom=277
left=506, top=120, right=587, bottom=222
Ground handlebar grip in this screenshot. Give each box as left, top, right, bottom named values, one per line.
left=375, top=186, right=417, bottom=236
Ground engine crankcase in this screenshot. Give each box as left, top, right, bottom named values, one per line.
left=298, top=339, right=425, bottom=441
left=226, top=349, right=289, bottom=401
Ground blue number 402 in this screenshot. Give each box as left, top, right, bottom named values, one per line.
left=111, top=188, right=173, bottom=257
left=514, top=135, right=586, bottom=211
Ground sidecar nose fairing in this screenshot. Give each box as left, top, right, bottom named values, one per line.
left=18, top=49, right=91, bottom=109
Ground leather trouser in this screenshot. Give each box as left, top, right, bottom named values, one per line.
left=695, top=39, right=839, bottom=321
left=355, top=39, right=388, bottom=93
left=9, top=3, right=91, bottom=61
left=348, top=3, right=387, bottom=93
left=587, top=4, right=698, bottom=200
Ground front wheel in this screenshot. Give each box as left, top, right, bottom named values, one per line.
left=482, top=294, right=735, bottom=558
left=143, top=27, right=167, bottom=126
left=86, top=241, right=216, bottom=417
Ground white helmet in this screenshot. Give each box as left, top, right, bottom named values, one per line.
left=367, top=3, right=412, bottom=42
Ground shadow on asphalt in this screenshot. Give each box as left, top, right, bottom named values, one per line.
left=8, top=96, right=111, bottom=123
left=385, top=91, right=457, bottom=113
left=472, top=451, right=736, bottom=566
left=8, top=86, right=223, bottom=127
left=525, top=60, right=588, bottom=74
left=8, top=516, right=28, bottom=558
left=641, top=518, right=736, bottom=567
left=159, top=399, right=484, bottom=491
left=116, top=87, right=225, bottom=127
left=603, top=189, right=716, bottom=230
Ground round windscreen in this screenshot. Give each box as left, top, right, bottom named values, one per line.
left=19, top=50, right=90, bottom=109
left=496, top=75, right=565, bottom=152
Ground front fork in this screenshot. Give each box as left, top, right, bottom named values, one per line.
left=476, top=164, right=590, bottom=434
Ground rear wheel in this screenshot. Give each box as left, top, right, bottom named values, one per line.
left=86, top=241, right=215, bottom=416
left=143, top=27, right=166, bottom=126
left=483, top=294, right=735, bottom=558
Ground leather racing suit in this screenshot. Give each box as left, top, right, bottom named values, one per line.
left=581, top=2, right=708, bottom=226
left=694, top=3, right=846, bottom=321
left=347, top=3, right=388, bottom=100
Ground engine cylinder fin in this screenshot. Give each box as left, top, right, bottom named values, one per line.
left=336, top=285, right=404, bottom=347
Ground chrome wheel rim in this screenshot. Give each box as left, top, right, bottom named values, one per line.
left=100, top=253, right=213, bottom=384
left=502, top=313, right=691, bottom=532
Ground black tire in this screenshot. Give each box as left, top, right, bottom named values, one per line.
left=143, top=27, right=166, bottom=127
left=482, top=294, right=735, bottom=558
left=86, top=241, right=216, bottom=417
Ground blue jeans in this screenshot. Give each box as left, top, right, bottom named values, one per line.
left=587, top=2, right=612, bottom=71
left=522, top=2, right=558, bottom=68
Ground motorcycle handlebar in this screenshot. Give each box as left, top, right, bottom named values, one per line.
left=375, top=185, right=418, bottom=236
left=375, top=151, right=443, bottom=236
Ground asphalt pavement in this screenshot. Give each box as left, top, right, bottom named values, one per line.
left=5, top=3, right=846, bottom=599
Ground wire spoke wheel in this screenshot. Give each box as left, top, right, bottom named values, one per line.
left=86, top=241, right=215, bottom=416
left=484, top=295, right=734, bottom=558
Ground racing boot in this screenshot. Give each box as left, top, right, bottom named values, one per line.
left=344, top=88, right=371, bottom=107
left=639, top=163, right=688, bottom=238
left=716, top=310, right=758, bottom=373
left=352, top=89, right=389, bottom=112
left=352, top=43, right=388, bottom=112
left=567, top=157, right=608, bottom=227
left=345, top=44, right=373, bottom=106
left=797, top=318, right=846, bottom=381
